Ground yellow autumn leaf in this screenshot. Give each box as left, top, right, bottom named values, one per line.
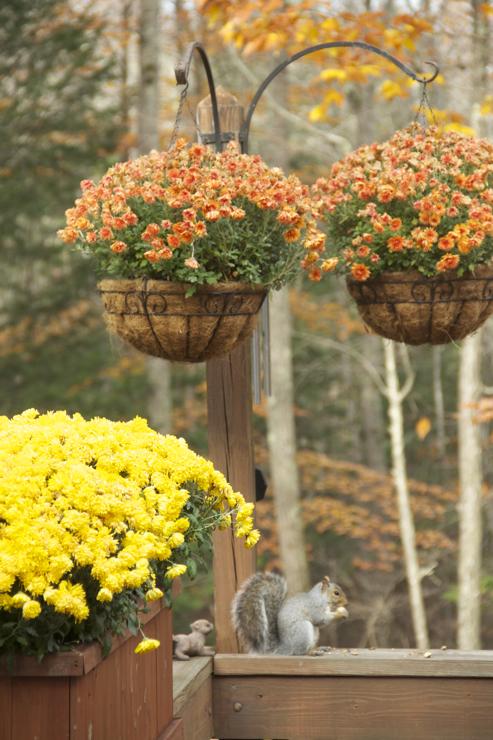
left=481, top=95, right=493, bottom=115
left=323, top=89, right=344, bottom=106
left=415, top=417, right=431, bottom=440
left=444, top=122, right=477, bottom=136
left=308, top=104, right=327, bottom=122
left=379, top=79, right=410, bottom=100
left=318, top=69, right=348, bottom=83
left=321, top=18, right=340, bottom=32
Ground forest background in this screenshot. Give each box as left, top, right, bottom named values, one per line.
left=2, top=0, right=493, bottom=652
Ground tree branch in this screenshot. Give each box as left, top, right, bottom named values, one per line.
left=227, top=46, right=353, bottom=158
left=292, top=330, right=389, bottom=398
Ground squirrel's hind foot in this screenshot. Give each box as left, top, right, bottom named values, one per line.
left=306, top=645, right=331, bottom=656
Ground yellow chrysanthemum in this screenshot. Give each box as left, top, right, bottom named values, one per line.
left=22, top=600, right=42, bottom=619
left=165, top=564, right=187, bottom=580
left=135, top=638, right=160, bottom=654
left=145, top=588, right=164, bottom=602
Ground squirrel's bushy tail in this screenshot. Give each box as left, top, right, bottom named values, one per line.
left=232, top=571, right=287, bottom=653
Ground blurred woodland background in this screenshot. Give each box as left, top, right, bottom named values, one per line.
left=2, top=0, right=493, bottom=651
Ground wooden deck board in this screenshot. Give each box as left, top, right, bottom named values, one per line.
left=173, top=656, right=213, bottom=740
left=214, top=649, right=493, bottom=678
left=213, top=674, right=493, bottom=740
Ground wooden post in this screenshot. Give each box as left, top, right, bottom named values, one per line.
left=198, top=89, right=256, bottom=654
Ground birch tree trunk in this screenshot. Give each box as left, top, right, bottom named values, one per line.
left=267, top=287, right=310, bottom=593
left=432, top=345, right=447, bottom=477
left=138, top=0, right=172, bottom=435
left=457, top=329, right=484, bottom=650
left=383, top=339, right=429, bottom=649
left=264, top=52, right=310, bottom=594
left=361, top=334, right=387, bottom=472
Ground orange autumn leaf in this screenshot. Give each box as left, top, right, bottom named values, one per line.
left=415, top=417, right=431, bottom=440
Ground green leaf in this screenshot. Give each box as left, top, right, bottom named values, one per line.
left=186, top=557, right=197, bottom=581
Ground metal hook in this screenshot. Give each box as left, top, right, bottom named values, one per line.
left=173, top=42, right=222, bottom=151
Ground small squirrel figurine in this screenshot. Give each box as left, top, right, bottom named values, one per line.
left=232, top=572, right=348, bottom=655
left=172, top=619, right=215, bottom=661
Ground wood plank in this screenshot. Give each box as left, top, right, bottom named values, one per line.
left=0, top=677, right=12, bottom=740
left=11, top=677, right=70, bottom=740
left=0, top=650, right=85, bottom=678
left=70, top=615, right=170, bottom=740
left=158, top=718, right=184, bottom=740
left=174, top=670, right=213, bottom=740
left=207, top=342, right=256, bottom=653
left=213, top=675, right=493, bottom=740
left=0, top=592, right=175, bottom=678
left=0, top=578, right=180, bottom=679
left=157, top=602, right=174, bottom=733
left=173, top=656, right=213, bottom=716
left=214, top=649, right=493, bottom=678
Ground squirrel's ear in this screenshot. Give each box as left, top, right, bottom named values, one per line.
left=321, top=576, right=331, bottom=591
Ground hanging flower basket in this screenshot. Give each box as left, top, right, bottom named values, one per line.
left=58, top=139, right=325, bottom=361
left=310, top=124, right=493, bottom=344
left=346, top=264, right=493, bottom=345
left=98, top=279, right=266, bottom=362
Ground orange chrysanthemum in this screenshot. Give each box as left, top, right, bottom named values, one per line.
left=351, top=263, right=371, bottom=281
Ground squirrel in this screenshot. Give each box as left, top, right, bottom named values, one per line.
left=231, top=572, right=348, bottom=656
left=172, top=619, right=215, bottom=661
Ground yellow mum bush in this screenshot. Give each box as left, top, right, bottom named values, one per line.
left=0, top=409, right=259, bottom=662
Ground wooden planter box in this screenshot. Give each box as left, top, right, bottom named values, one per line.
left=0, top=581, right=182, bottom=740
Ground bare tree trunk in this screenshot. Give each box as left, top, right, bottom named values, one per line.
left=432, top=345, right=447, bottom=475
left=265, top=50, right=310, bottom=594
left=383, top=339, right=429, bottom=649
left=361, top=334, right=387, bottom=472
left=267, top=288, right=311, bottom=594
left=457, top=330, right=483, bottom=649
left=138, top=0, right=172, bottom=435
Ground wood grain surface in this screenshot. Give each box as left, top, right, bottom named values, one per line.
left=207, top=343, right=256, bottom=653
left=173, top=656, right=213, bottom=716
left=213, top=674, right=493, bottom=740
left=10, top=677, right=69, bottom=740
left=173, top=659, right=213, bottom=740
left=214, top=649, right=493, bottom=677
left=157, top=718, right=184, bottom=740
left=0, top=577, right=180, bottom=678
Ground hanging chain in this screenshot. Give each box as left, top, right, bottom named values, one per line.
left=414, top=82, right=439, bottom=128
left=168, top=82, right=189, bottom=151
left=168, top=82, right=205, bottom=151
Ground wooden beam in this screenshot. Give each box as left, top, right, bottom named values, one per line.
left=173, top=657, right=213, bottom=740
left=207, top=343, right=256, bottom=653
left=158, top=718, right=184, bottom=740
left=214, top=649, right=493, bottom=678
left=200, top=87, right=256, bottom=655
left=173, top=656, right=213, bottom=715
left=213, top=674, right=493, bottom=740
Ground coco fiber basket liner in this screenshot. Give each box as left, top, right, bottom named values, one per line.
left=98, top=279, right=267, bottom=362
left=346, top=264, right=493, bottom=346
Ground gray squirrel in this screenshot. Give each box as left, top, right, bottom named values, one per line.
left=231, top=571, right=348, bottom=655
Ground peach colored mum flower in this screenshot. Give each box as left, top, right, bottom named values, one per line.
left=436, top=254, right=460, bottom=272
left=144, top=250, right=159, bottom=263
left=110, top=241, right=127, bottom=254
left=351, top=263, right=371, bottom=281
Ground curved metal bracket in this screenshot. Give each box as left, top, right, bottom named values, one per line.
left=242, top=41, right=439, bottom=153
left=173, top=39, right=439, bottom=155
left=174, top=41, right=222, bottom=150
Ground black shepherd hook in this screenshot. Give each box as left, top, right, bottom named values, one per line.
left=174, top=40, right=439, bottom=154
left=174, top=41, right=222, bottom=150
